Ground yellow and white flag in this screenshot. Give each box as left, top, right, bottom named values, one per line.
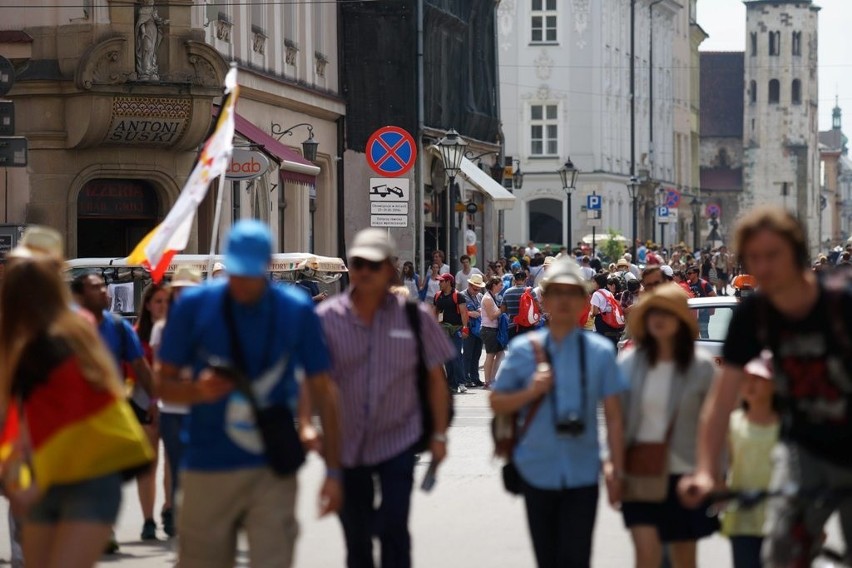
left=126, top=66, right=240, bottom=282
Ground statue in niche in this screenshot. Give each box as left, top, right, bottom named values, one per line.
left=135, top=0, right=169, bottom=81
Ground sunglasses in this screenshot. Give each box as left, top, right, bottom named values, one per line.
left=350, top=258, right=385, bottom=272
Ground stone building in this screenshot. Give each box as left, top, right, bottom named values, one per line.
left=818, top=101, right=849, bottom=245
left=0, top=0, right=336, bottom=259
left=699, top=52, right=745, bottom=247
left=500, top=0, right=704, bottom=251
left=742, top=0, right=821, bottom=255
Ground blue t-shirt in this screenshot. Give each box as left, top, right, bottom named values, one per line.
left=97, top=311, right=144, bottom=366
left=158, top=280, right=331, bottom=471
left=493, top=329, right=627, bottom=490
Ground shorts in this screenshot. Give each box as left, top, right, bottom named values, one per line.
left=480, top=327, right=503, bottom=354
left=622, top=475, right=719, bottom=542
left=29, top=473, right=122, bottom=525
left=717, top=272, right=729, bottom=283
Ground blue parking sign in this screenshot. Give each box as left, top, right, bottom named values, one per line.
left=587, top=195, right=602, bottom=210
left=658, top=206, right=669, bottom=217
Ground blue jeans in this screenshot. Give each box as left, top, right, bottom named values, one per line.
left=159, top=412, right=186, bottom=506
left=444, top=333, right=465, bottom=389
left=463, top=333, right=483, bottom=383
left=339, top=449, right=416, bottom=568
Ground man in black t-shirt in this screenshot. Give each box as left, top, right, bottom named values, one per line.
left=434, top=273, right=469, bottom=394
left=680, top=207, right=852, bottom=567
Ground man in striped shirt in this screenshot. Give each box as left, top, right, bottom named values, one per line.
left=317, top=229, right=455, bottom=568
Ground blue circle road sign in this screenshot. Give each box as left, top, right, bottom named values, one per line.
left=665, top=188, right=681, bottom=208
left=366, top=126, right=417, bottom=177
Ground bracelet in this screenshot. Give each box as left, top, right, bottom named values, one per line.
left=326, top=468, right=343, bottom=481
left=432, top=433, right=448, bottom=443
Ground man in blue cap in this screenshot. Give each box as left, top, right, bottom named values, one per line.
left=156, top=220, right=342, bottom=568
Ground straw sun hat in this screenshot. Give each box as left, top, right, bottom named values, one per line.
left=627, top=283, right=698, bottom=341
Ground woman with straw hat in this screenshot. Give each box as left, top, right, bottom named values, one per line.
left=614, top=283, right=719, bottom=568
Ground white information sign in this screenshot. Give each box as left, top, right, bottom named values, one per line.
left=369, top=178, right=410, bottom=202
left=370, top=214, right=408, bottom=228
left=371, top=202, right=409, bottom=215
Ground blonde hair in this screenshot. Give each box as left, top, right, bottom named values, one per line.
left=734, top=206, right=809, bottom=270
left=390, top=285, right=411, bottom=299
left=0, top=255, right=123, bottom=406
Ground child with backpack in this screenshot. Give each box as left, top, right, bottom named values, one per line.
left=590, top=273, right=626, bottom=348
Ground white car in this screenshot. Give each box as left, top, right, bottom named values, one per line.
left=688, top=296, right=740, bottom=366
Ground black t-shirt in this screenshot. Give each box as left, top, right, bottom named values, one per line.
left=723, top=282, right=852, bottom=465
left=434, top=291, right=465, bottom=326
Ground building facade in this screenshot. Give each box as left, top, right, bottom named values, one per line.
left=818, top=102, right=849, bottom=246
left=499, top=0, right=702, bottom=252
left=0, top=0, right=337, bottom=260
left=742, top=0, right=821, bottom=255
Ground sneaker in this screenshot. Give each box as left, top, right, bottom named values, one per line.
left=456, top=384, right=468, bottom=394
left=161, top=508, right=176, bottom=538
left=471, top=380, right=486, bottom=388
left=141, top=518, right=157, bottom=541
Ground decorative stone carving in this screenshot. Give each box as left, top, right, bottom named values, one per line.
left=536, top=84, right=551, bottom=100
left=185, top=41, right=228, bottom=88
left=252, top=31, right=266, bottom=55
left=284, top=39, right=299, bottom=66
left=497, top=0, right=515, bottom=52
left=135, top=0, right=169, bottom=81
left=76, top=36, right=131, bottom=90
left=215, top=16, right=232, bottom=43
left=572, top=0, right=591, bottom=34
left=107, top=96, right=192, bottom=146
left=534, top=51, right=553, bottom=80
left=315, top=52, right=329, bottom=78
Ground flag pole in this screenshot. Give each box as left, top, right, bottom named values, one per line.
left=206, top=175, right=228, bottom=280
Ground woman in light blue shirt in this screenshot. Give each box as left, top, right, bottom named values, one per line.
left=491, top=258, right=628, bottom=568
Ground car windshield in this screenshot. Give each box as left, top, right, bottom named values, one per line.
left=691, top=305, right=736, bottom=342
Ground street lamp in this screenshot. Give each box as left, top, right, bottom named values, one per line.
left=627, top=176, right=639, bottom=257
left=690, top=196, right=702, bottom=252
left=437, top=128, right=468, bottom=272
left=270, top=122, right=319, bottom=162
left=512, top=160, right=524, bottom=190
left=656, top=186, right=667, bottom=249
left=558, top=158, right=580, bottom=249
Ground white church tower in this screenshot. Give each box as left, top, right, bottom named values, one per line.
left=742, top=0, right=821, bottom=254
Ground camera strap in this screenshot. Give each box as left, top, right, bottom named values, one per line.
left=222, top=290, right=276, bottom=410
left=546, top=331, right=587, bottom=429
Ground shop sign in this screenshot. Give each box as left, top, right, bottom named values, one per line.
left=106, top=97, right=191, bottom=146
left=78, top=179, right=158, bottom=218
left=225, top=149, right=271, bottom=180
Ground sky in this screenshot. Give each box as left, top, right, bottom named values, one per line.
left=696, top=0, right=852, bottom=131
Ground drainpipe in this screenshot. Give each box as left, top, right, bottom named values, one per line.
left=415, top=0, right=426, bottom=273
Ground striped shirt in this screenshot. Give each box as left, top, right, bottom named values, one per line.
left=316, top=290, right=456, bottom=467
left=502, top=285, right=527, bottom=319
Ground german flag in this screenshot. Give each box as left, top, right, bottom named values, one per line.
left=0, top=356, right=153, bottom=491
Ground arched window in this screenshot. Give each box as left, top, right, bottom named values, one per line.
left=792, top=79, right=802, bottom=104
left=750, top=32, right=758, bottom=56
left=749, top=80, right=757, bottom=103
left=792, top=31, right=802, bottom=56
left=528, top=198, right=563, bottom=244
left=769, top=79, right=780, bottom=104
left=769, top=31, right=781, bottom=56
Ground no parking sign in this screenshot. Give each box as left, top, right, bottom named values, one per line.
left=366, top=126, right=417, bottom=178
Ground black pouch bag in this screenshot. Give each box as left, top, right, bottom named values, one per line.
left=223, top=293, right=305, bottom=476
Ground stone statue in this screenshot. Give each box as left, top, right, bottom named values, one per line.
left=135, top=0, right=168, bottom=81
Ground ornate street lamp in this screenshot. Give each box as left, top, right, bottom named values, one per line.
left=512, top=160, right=524, bottom=190
left=558, top=158, right=580, bottom=248
left=270, top=122, right=319, bottom=162
left=690, top=195, right=702, bottom=252
left=437, top=128, right=468, bottom=271
left=627, top=176, right=639, bottom=257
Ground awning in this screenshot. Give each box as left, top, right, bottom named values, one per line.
left=214, top=107, right=320, bottom=186
left=458, top=157, right=516, bottom=210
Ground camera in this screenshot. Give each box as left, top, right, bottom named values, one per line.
left=556, top=413, right=585, bottom=437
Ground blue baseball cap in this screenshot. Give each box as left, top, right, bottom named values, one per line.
left=225, top=220, right=272, bottom=277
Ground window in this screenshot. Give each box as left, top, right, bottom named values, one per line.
left=792, top=31, right=802, bottom=56
left=750, top=32, right=758, bottom=56
left=531, top=0, right=557, bottom=44
left=690, top=305, right=735, bottom=343
left=769, top=79, right=780, bottom=104
left=530, top=104, right=558, bottom=156
left=792, top=79, right=802, bottom=104
left=749, top=80, right=757, bottom=103
left=769, top=31, right=780, bottom=56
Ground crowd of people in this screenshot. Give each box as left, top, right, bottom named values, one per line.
left=0, top=206, right=849, bottom=568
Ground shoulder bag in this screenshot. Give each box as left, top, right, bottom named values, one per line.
left=622, top=393, right=679, bottom=502
left=491, top=337, right=552, bottom=495
left=222, top=293, right=305, bottom=476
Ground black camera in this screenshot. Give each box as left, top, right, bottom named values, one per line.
left=556, top=413, right=585, bottom=437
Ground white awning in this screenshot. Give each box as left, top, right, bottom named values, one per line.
left=459, top=157, right=516, bottom=211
